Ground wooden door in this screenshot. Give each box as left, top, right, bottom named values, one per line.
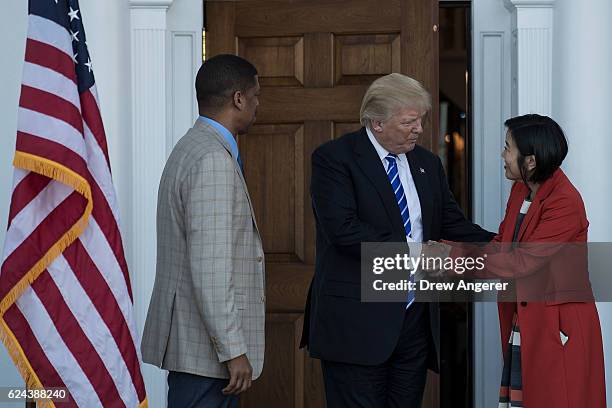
left=205, top=1, right=439, bottom=406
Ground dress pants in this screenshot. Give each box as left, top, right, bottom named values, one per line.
left=167, top=371, right=239, bottom=408
left=321, top=303, right=430, bottom=408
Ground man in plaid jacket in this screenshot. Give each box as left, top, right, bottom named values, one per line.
left=142, top=54, right=264, bottom=408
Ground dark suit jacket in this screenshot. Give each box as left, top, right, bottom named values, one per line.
left=300, top=127, right=494, bottom=369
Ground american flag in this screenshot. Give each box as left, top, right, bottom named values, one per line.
left=0, top=0, right=147, bottom=406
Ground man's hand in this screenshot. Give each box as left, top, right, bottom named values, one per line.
left=222, top=354, right=253, bottom=395
left=421, top=240, right=452, bottom=276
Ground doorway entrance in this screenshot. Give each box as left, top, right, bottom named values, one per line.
left=439, top=2, right=473, bottom=407
left=204, top=1, right=441, bottom=406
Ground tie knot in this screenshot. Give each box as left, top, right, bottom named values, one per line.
left=385, top=154, right=398, bottom=164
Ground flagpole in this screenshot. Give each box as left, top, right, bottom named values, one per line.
left=25, top=384, right=35, bottom=408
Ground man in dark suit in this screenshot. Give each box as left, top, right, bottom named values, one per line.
left=300, top=73, right=495, bottom=407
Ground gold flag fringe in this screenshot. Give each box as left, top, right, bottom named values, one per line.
left=0, top=151, right=93, bottom=315
left=0, top=319, right=55, bottom=407
left=0, top=150, right=94, bottom=408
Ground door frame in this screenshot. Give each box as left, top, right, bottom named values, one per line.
left=470, top=0, right=512, bottom=406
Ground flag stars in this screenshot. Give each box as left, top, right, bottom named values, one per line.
left=70, top=30, right=79, bottom=42
left=85, top=58, right=93, bottom=72
left=71, top=52, right=78, bottom=64
left=68, top=7, right=80, bottom=22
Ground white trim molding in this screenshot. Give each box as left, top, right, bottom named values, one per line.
left=504, top=0, right=555, bottom=10
left=471, top=1, right=514, bottom=406
left=505, top=0, right=555, bottom=115
left=129, top=1, right=174, bottom=406
left=129, top=0, right=175, bottom=8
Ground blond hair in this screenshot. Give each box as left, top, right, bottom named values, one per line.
left=359, top=73, right=432, bottom=128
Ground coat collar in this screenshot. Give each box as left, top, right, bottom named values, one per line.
left=193, top=120, right=260, bottom=233
left=195, top=119, right=233, bottom=153
left=510, top=169, right=566, bottom=241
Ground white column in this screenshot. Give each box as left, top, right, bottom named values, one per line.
left=552, top=0, right=612, bottom=403
left=505, top=0, right=555, bottom=115
left=129, top=1, right=174, bottom=406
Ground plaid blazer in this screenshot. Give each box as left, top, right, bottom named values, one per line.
left=141, top=120, right=266, bottom=380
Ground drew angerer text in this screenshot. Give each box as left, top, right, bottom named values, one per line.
left=372, top=279, right=509, bottom=293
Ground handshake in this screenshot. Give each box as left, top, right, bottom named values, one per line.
left=418, top=240, right=454, bottom=277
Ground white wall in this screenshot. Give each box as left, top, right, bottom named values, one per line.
left=553, top=1, right=612, bottom=238
left=552, top=0, right=612, bottom=403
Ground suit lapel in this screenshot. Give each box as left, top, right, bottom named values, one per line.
left=197, top=121, right=261, bottom=233
left=353, top=129, right=405, bottom=237
left=405, top=150, right=432, bottom=241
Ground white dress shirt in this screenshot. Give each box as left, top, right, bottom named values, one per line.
left=366, top=127, right=423, bottom=243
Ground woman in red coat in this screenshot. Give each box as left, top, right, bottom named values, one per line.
left=440, top=114, right=606, bottom=407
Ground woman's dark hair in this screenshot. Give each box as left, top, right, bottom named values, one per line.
left=196, top=54, right=258, bottom=110
left=504, top=114, right=568, bottom=184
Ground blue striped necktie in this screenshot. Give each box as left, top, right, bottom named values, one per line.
left=385, top=154, right=415, bottom=307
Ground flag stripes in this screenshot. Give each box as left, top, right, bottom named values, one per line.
left=0, top=2, right=147, bottom=406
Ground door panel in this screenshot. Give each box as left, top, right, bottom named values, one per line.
left=239, top=314, right=305, bottom=407
left=206, top=1, right=439, bottom=406
left=238, top=37, right=304, bottom=87
left=240, top=124, right=303, bottom=255
left=335, top=34, right=401, bottom=85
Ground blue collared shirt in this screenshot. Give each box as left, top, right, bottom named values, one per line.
left=199, top=116, right=242, bottom=169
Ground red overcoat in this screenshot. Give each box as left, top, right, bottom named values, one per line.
left=491, top=169, right=606, bottom=407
